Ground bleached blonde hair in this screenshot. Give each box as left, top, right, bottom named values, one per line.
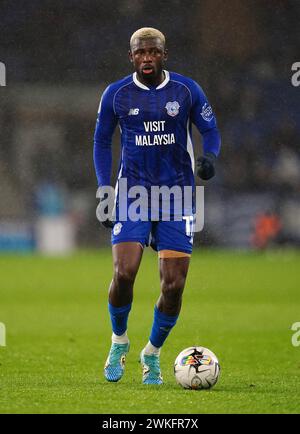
left=130, top=27, right=165, bottom=48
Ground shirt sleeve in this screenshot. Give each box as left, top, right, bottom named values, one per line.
left=190, top=81, right=221, bottom=157
left=93, top=85, right=118, bottom=186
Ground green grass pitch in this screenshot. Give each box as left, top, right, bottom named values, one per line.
left=1, top=249, right=300, bottom=414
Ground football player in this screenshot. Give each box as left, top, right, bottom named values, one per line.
left=94, top=27, right=221, bottom=384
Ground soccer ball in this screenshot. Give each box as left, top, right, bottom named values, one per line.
left=174, top=346, right=220, bottom=390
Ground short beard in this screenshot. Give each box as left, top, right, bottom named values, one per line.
left=139, top=65, right=164, bottom=85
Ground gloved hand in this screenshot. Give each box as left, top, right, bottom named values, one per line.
left=100, top=218, right=114, bottom=229
left=196, top=152, right=216, bottom=180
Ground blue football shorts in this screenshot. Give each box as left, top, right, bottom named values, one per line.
left=111, top=217, right=194, bottom=254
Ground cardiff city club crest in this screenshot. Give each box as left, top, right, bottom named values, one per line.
left=201, top=103, right=213, bottom=122
left=165, top=101, right=180, bottom=117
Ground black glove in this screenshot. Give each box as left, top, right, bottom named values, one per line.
left=100, top=219, right=114, bottom=229
left=96, top=196, right=114, bottom=229
left=196, top=152, right=216, bottom=180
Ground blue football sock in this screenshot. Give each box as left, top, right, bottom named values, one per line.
left=149, top=305, right=179, bottom=348
left=108, top=302, right=132, bottom=336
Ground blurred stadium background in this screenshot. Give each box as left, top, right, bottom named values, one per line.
left=1, top=0, right=300, bottom=415
left=0, top=0, right=299, bottom=254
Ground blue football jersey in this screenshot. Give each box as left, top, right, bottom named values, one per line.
left=94, top=70, right=221, bottom=193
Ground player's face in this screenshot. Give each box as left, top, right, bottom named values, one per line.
left=129, top=38, right=167, bottom=82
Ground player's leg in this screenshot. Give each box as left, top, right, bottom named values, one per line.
left=104, top=241, right=143, bottom=382
left=150, top=253, right=190, bottom=348
left=140, top=218, right=193, bottom=384
left=109, top=241, right=143, bottom=333
left=157, top=253, right=190, bottom=315
left=140, top=253, right=190, bottom=384
left=104, top=217, right=152, bottom=382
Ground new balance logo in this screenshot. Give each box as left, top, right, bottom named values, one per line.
left=128, top=108, right=139, bottom=115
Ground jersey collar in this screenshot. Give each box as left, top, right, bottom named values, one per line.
left=133, top=70, right=170, bottom=90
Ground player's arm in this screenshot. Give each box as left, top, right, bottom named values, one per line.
left=93, top=85, right=118, bottom=227
left=94, top=85, right=118, bottom=186
left=190, top=81, right=221, bottom=180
